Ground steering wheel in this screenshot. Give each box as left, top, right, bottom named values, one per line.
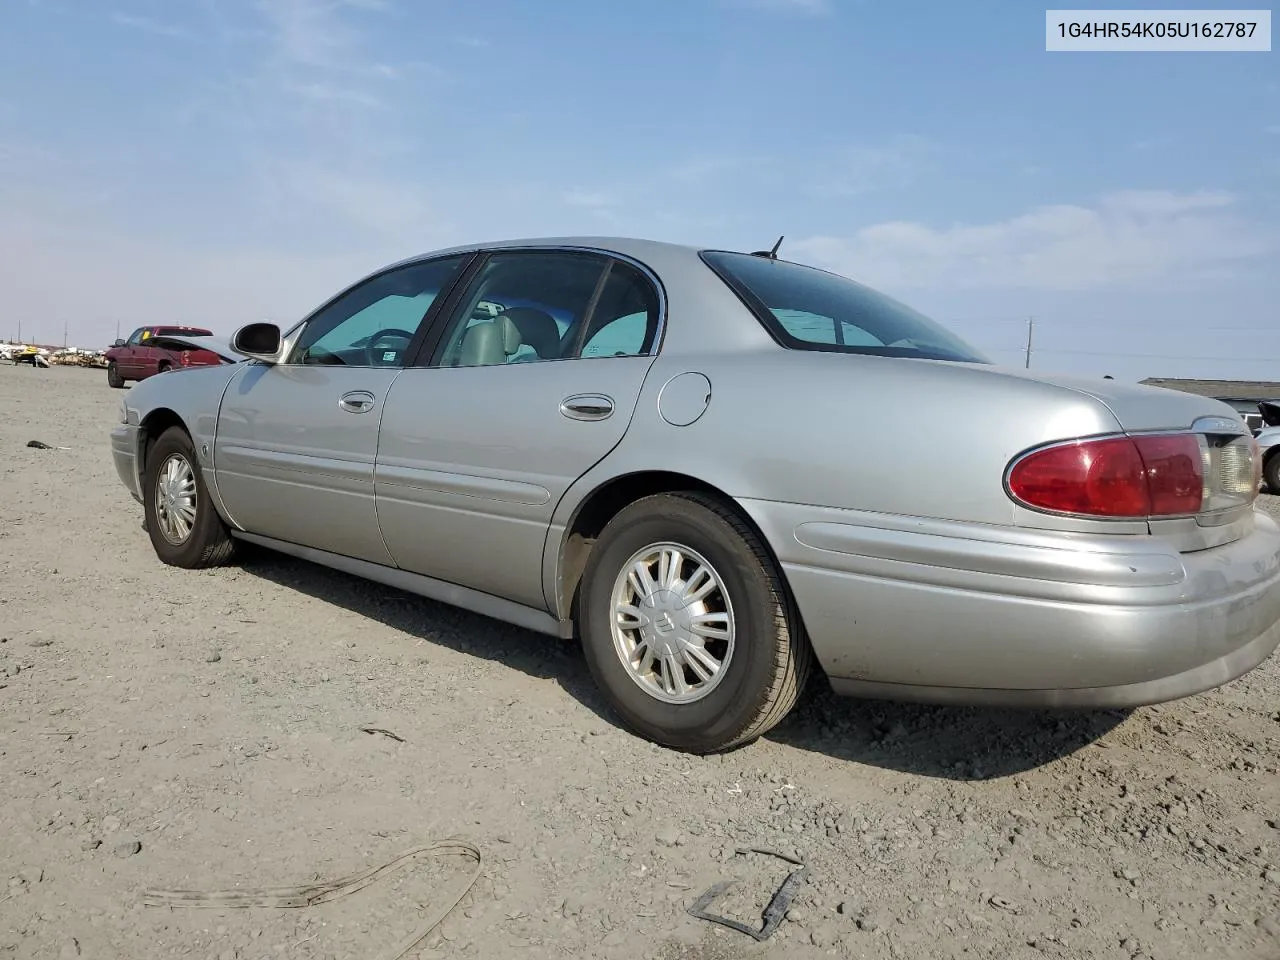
left=365, top=328, right=416, bottom=367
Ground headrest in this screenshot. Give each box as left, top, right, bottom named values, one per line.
left=501, top=306, right=561, bottom=359
left=457, top=316, right=521, bottom=367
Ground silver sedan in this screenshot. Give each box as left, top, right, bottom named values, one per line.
left=109, top=237, right=1280, bottom=753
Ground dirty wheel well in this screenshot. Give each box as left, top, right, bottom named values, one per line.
left=558, top=471, right=791, bottom=625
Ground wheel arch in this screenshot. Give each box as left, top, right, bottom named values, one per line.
left=552, top=470, right=803, bottom=634
left=137, top=408, right=189, bottom=480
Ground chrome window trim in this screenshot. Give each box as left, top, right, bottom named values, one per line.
left=275, top=244, right=668, bottom=368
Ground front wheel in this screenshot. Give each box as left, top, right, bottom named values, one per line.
left=107, top=362, right=125, bottom=388
left=578, top=492, right=813, bottom=754
left=142, top=426, right=238, bottom=568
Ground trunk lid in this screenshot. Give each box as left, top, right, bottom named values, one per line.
left=967, top=367, right=1245, bottom=432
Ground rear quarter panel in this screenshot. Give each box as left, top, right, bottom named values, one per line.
left=542, top=347, right=1144, bottom=615
left=562, top=349, right=1125, bottom=526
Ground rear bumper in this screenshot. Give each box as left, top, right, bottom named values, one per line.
left=739, top=499, right=1280, bottom=708
left=111, top=424, right=142, bottom=503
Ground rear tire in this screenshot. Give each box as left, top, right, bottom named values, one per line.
left=142, top=426, right=238, bottom=568
left=1265, top=451, right=1280, bottom=495
left=107, top=362, right=125, bottom=388
left=157, top=362, right=171, bottom=374
left=578, top=491, right=812, bottom=754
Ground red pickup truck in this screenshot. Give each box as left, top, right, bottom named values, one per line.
left=105, top=325, right=220, bottom=388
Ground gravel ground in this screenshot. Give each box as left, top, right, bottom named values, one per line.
left=1, top=362, right=1278, bottom=960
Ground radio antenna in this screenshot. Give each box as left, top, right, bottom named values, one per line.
left=751, top=235, right=785, bottom=259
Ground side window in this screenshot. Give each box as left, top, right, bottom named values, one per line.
left=288, top=255, right=468, bottom=367
left=125, top=327, right=148, bottom=345
left=430, top=252, right=607, bottom=368
left=574, top=261, right=660, bottom=359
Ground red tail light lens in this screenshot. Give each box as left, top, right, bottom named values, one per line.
left=1133, top=434, right=1204, bottom=514
left=1008, top=434, right=1205, bottom=519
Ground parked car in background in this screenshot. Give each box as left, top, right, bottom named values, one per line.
left=1216, top=396, right=1272, bottom=435
left=105, top=325, right=219, bottom=387
left=109, top=237, right=1280, bottom=754
left=1257, top=401, right=1280, bottom=492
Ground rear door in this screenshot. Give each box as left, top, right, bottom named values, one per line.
left=212, top=254, right=472, bottom=562
left=374, top=249, right=663, bottom=609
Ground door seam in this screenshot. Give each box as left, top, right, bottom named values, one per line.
left=371, top=367, right=407, bottom=568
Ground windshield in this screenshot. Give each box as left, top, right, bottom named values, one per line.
left=701, top=250, right=989, bottom=363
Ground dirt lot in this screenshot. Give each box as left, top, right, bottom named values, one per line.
left=1, top=362, right=1278, bottom=960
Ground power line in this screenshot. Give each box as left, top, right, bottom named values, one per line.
left=990, top=345, right=1280, bottom=363
left=950, top=318, right=1279, bottom=334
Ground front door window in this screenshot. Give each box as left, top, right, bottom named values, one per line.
left=288, top=255, right=470, bottom=367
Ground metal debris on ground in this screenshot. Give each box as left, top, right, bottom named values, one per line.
left=360, top=727, right=407, bottom=743
left=141, top=840, right=481, bottom=960
left=687, top=847, right=809, bottom=941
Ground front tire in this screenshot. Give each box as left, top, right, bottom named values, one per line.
left=142, top=426, right=238, bottom=568
left=107, top=362, right=125, bottom=388
left=578, top=492, right=812, bottom=754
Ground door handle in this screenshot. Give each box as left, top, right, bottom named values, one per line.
left=560, top=394, right=614, bottom=421
left=338, top=390, right=376, bottom=414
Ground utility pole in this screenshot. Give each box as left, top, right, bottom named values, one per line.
left=1024, top=316, right=1035, bottom=369
left=63, top=320, right=68, bottom=348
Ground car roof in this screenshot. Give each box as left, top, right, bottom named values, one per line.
left=400, top=236, right=707, bottom=263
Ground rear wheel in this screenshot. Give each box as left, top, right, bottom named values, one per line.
left=142, top=426, right=238, bottom=568
left=578, top=492, right=812, bottom=754
left=107, top=362, right=125, bottom=388
left=157, top=361, right=171, bottom=374
left=1265, top=451, right=1280, bottom=494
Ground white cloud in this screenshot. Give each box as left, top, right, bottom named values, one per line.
left=725, top=0, right=832, bottom=12
left=561, top=189, right=617, bottom=209
left=807, top=134, right=935, bottom=197
left=111, top=12, right=196, bottom=40
left=791, top=190, right=1270, bottom=292
left=256, top=0, right=361, bottom=71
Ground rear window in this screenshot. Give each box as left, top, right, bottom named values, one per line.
left=154, top=326, right=212, bottom=337
left=700, top=250, right=988, bottom=363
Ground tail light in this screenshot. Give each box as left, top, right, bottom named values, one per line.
left=179, top=351, right=192, bottom=366
left=1007, top=432, right=1260, bottom=519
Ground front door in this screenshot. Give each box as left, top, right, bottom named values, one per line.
left=375, top=249, right=663, bottom=609
left=117, top=327, right=149, bottom=377
left=212, top=254, right=472, bottom=562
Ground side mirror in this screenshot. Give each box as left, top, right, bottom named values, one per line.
left=113, top=339, right=125, bottom=347
left=232, top=322, right=283, bottom=363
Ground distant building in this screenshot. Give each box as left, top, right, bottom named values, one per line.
left=1140, top=378, right=1280, bottom=434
